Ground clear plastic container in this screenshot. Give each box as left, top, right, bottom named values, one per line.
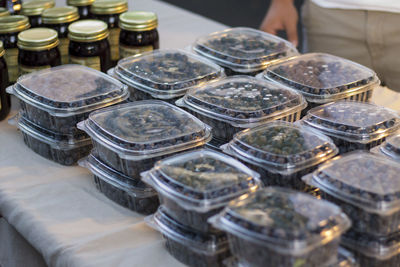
left=209, top=187, right=351, bottom=267
left=147, top=206, right=230, bottom=267
left=176, top=76, right=307, bottom=142
left=16, top=115, right=92, bottom=165
left=221, top=121, right=338, bottom=190
left=142, top=149, right=261, bottom=233
left=6, top=64, right=129, bottom=135
left=77, top=101, right=212, bottom=179
left=301, top=101, right=400, bottom=154
left=113, top=49, right=224, bottom=102
left=262, top=53, right=379, bottom=111
left=371, top=134, right=400, bottom=162
left=80, top=153, right=159, bottom=215
left=193, top=27, right=298, bottom=76
left=303, top=151, right=400, bottom=236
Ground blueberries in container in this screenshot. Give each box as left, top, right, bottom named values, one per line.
left=301, top=101, right=400, bottom=154
left=193, top=27, right=298, bottom=75
left=113, top=49, right=224, bottom=102
left=142, top=149, right=261, bottom=233
left=303, top=151, right=400, bottom=236
left=371, top=134, right=400, bottom=162
left=209, top=187, right=351, bottom=267
left=222, top=121, right=338, bottom=190
left=78, top=101, right=212, bottom=179
left=6, top=64, right=129, bottom=135
left=176, top=76, right=307, bottom=142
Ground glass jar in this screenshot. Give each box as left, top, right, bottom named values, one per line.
left=118, top=11, right=159, bottom=59
left=0, top=7, right=10, bottom=16
left=90, top=0, right=127, bottom=64
left=68, top=19, right=111, bottom=72
left=21, top=0, right=54, bottom=28
left=0, top=41, right=10, bottom=121
left=17, top=28, right=61, bottom=75
left=42, top=6, right=79, bottom=64
left=0, top=15, right=30, bottom=83
left=67, top=0, right=94, bottom=20
left=4, top=0, right=21, bottom=15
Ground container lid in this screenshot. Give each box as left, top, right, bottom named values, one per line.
left=7, top=64, right=129, bottom=117
left=0, top=7, right=11, bottom=17
left=222, top=121, right=338, bottom=175
left=114, top=49, right=224, bottom=99
left=21, top=0, right=55, bottom=16
left=42, top=6, right=79, bottom=24
left=90, top=0, right=128, bottom=15
left=0, top=15, right=30, bottom=34
left=379, top=134, right=400, bottom=161
left=142, top=149, right=261, bottom=212
left=264, top=53, right=378, bottom=102
left=302, top=101, right=400, bottom=143
left=18, top=28, right=59, bottom=51
left=193, top=27, right=298, bottom=73
left=68, top=19, right=109, bottom=42
left=209, top=187, right=350, bottom=255
left=67, top=0, right=95, bottom=7
left=177, top=76, right=306, bottom=128
left=77, top=101, right=212, bottom=160
left=119, top=11, right=158, bottom=32
left=0, top=41, right=4, bottom=57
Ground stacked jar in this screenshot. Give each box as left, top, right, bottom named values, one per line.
left=21, top=0, right=54, bottom=27
left=0, top=41, right=10, bottom=121
left=0, top=7, right=10, bottom=16
left=67, top=0, right=94, bottom=20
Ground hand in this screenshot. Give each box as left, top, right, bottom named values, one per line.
left=260, top=0, right=299, bottom=47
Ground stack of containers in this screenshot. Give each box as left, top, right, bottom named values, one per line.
left=301, top=101, right=400, bottom=154
left=110, top=49, right=224, bottom=103
left=192, top=27, right=298, bottom=76
left=303, top=152, right=400, bottom=267
left=7, top=65, right=128, bottom=165
left=260, top=53, right=380, bottom=114
left=371, top=134, right=400, bottom=162
left=78, top=101, right=213, bottom=214
left=143, top=149, right=262, bottom=266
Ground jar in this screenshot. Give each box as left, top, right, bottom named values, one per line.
left=0, top=7, right=10, bottom=16
left=68, top=19, right=111, bottom=72
left=0, top=41, right=10, bottom=121
left=90, top=0, right=127, bottom=64
left=0, top=15, right=30, bottom=83
left=42, top=6, right=79, bottom=64
left=67, top=0, right=94, bottom=20
left=4, top=0, right=21, bottom=15
left=118, top=11, right=159, bottom=59
left=21, top=0, right=54, bottom=28
left=17, top=28, right=61, bottom=75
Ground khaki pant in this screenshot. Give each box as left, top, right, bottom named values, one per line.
left=302, top=0, right=400, bottom=91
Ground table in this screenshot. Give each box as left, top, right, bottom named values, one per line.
left=1, top=1, right=400, bottom=266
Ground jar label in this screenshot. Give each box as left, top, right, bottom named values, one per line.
left=109, top=28, right=120, bottom=61
left=4, top=48, right=18, bottom=83
left=119, top=44, right=153, bottom=59
left=59, top=38, right=70, bottom=65
left=19, top=65, right=51, bottom=76
left=69, top=55, right=101, bottom=71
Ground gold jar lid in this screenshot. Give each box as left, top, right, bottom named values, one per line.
left=0, top=41, right=4, bottom=57
left=67, top=0, right=95, bottom=7
left=91, top=0, right=128, bottom=15
left=42, top=6, right=79, bottom=24
left=68, top=19, right=109, bottom=42
left=22, top=0, right=55, bottom=16
left=0, top=15, right=30, bottom=34
left=18, top=28, right=59, bottom=51
left=0, top=7, right=10, bottom=17
left=119, top=11, right=157, bottom=32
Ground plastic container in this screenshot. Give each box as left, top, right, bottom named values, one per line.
left=77, top=101, right=212, bottom=179
left=193, top=27, right=298, bottom=76
left=371, top=134, right=400, bottom=162
left=209, top=187, right=351, bottom=267
left=176, top=76, right=307, bottom=142
left=142, top=149, right=261, bottom=233
left=301, top=101, right=400, bottom=154
left=6, top=64, right=129, bottom=135
left=262, top=53, right=379, bottom=112
left=303, top=151, right=400, bottom=236
left=16, top=115, right=91, bottom=165
left=222, top=121, right=338, bottom=190
left=147, top=206, right=230, bottom=267
left=112, top=49, right=224, bottom=102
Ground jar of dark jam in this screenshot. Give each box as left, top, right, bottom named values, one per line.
left=118, top=11, right=159, bottom=59
left=0, top=15, right=30, bottom=83
left=21, top=0, right=54, bottom=28
left=0, top=41, right=10, bottom=121
left=17, top=28, right=61, bottom=75
left=42, top=6, right=79, bottom=64
left=67, top=0, right=94, bottom=20
left=0, top=7, right=10, bottom=16
left=4, top=0, right=21, bottom=15
left=68, top=19, right=111, bottom=72
left=90, top=0, right=127, bottom=64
